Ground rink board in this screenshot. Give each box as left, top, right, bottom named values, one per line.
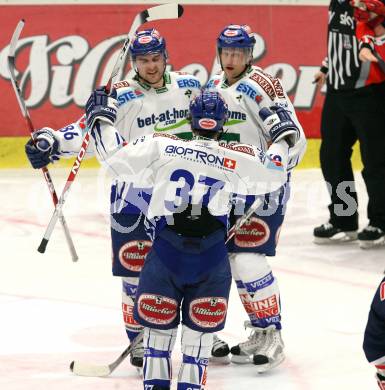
left=0, top=3, right=327, bottom=139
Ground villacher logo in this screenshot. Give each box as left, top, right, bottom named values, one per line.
left=165, top=145, right=237, bottom=171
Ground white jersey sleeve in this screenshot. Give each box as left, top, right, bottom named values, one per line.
left=97, top=126, right=289, bottom=220
left=238, top=67, right=306, bottom=170
left=207, top=67, right=306, bottom=171
left=50, top=115, right=95, bottom=158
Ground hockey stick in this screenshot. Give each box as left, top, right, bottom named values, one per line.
left=373, top=50, right=385, bottom=74
left=37, top=3, right=184, bottom=254
left=8, top=20, right=78, bottom=262
left=225, top=197, right=263, bottom=244
left=70, top=331, right=143, bottom=377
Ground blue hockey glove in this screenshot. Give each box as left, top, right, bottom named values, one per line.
left=85, top=86, right=118, bottom=129
left=25, top=128, right=60, bottom=169
left=259, top=105, right=299, bottom=147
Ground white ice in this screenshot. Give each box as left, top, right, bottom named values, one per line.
left=0, top=167, right=384, bottom=390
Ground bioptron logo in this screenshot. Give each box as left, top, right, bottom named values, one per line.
left=165, top=145, right=237, bottom=171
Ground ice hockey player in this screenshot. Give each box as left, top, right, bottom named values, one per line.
left=206, top=24, right=306, bottom=372
left=84, top=87, right=300, bottom=390
left=363, top=276, right=385, bottom=389
left=24, top=28, right=206, bottom=369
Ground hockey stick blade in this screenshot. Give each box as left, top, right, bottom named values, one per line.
left=70, top=347, right=130, bottom=377
left=70, top=333, right=143, bottom=377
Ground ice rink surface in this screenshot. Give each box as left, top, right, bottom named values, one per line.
left=1, top=167, right=384, bottom=390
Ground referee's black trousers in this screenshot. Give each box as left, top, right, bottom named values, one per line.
left=320, top=82, right=385, bottom=231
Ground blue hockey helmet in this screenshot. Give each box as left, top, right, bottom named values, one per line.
left=217, top=24, right=256, bottom=49
left=190, top=91, right=228, bottom=132
left=217, top=24, right=255, bottom=67
left=129, top=29, right=167, bottom=60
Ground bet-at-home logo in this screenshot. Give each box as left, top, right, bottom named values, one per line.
left=137, top=108, right=189, bottom=131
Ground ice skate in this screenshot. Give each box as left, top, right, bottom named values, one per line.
left=230, top=321, right=266, bottom=364
left=130, top=338, right=144, bottom=375
left=210, top=334, right=230, bottom=364
left=358, top=225, right=385, bottom=249
left=253, top=326, right=285, bottom=373
left=313, top=222, right=357, bottom=244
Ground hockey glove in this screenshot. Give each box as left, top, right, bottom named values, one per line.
left=25, top=127, right=60, bottom=169
left=85, top=86, right=118, bottom=129
left=259, top=106, right=299, bottom=147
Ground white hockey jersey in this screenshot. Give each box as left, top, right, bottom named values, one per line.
left=53, top=71, right=201, bottom=157
left=96, top=126, right=289, bottom=234
left=206, top=66, right=306, bottom=170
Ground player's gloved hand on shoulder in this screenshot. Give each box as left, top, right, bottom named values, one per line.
left=259, top=105, right=299, bottom=147
left=25, top=127, right=60, bottom=169
left=85, top=86, right=118, bottom=129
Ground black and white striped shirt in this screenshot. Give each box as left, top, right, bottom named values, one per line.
left=323, top=0, right=367, bottom=91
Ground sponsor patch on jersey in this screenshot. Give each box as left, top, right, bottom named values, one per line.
left=220, top=143, right=255, bottom=156
left=380, top=282, right=385, bottom=301
left=236, top=82, right=263, bottom=103
left=137, top=107, right=189, bottom=131
left=153, top=133, right=181, bottom=141
left=177, top=77, right=201, bottom=89
left=234, top=217, right=270, bottom=247
left=137, top=294, right=178, bottom=325
left=113, top=80, right=130, bottom=89
left=164, top=144, right=237, bottom=171
left=266, top=153, right=284, bottom=171
left=206, top=78, right=221, bottom=89
left=198, top=118, right=217, bottom=130
left=189, top=297, right=227, bottom=328
left=117, top=89, right=144, bottom=106
left=118, top=240, right=151, bottom=272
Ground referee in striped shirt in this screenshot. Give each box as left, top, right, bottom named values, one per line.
left=313, top=0, right=385, bottom=248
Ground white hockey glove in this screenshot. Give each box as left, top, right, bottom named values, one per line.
left=259, top=106, right=300, bottom=147
left=25, top=127, right=60, bottom=169
left=85, top=86, right=118, bottom=129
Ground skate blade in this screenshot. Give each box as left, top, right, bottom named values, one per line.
left=230, top=355, right=253, bottom=364
left=313, top=232, right=357, bottom=245
left=359, top=237, right=385, bottom=249
left=209, top=355, right=231, bottom=365
left=255, top=353, right=285, bottom=374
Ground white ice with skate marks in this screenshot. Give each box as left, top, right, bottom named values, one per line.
left=0, top=168, right=383, bottom=390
